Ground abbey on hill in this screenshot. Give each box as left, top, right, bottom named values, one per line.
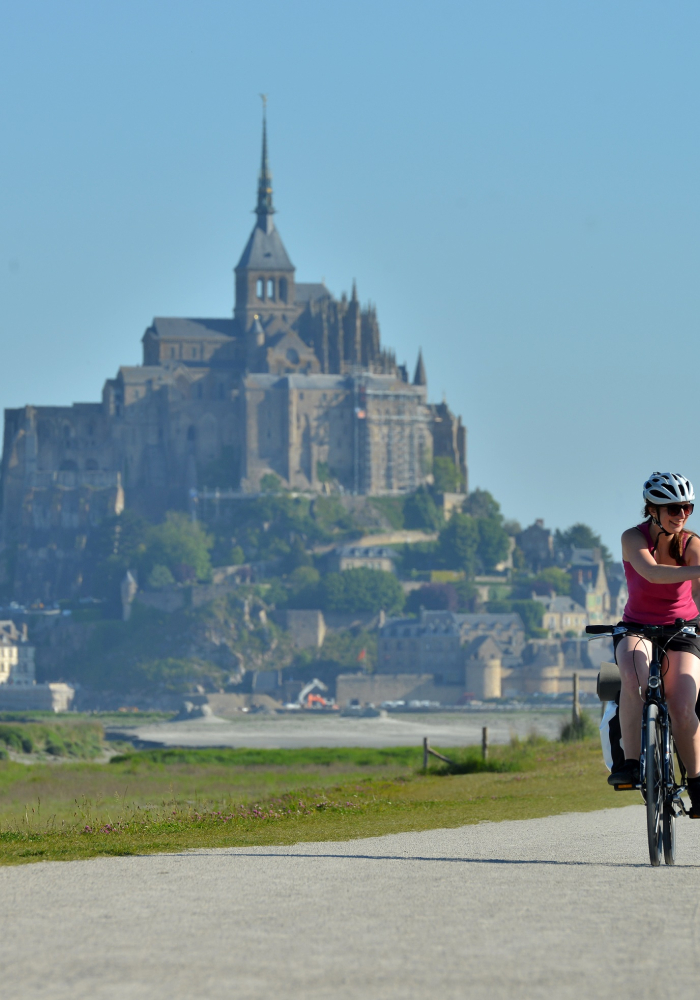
left=0, top=111, right=466, bottom=599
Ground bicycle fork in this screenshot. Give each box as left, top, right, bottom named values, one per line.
left=642, top=656, right=688, bottom=816
left=640, top=657, right=671, bottom=801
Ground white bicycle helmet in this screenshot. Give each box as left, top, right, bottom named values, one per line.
left=643, top=472, right=695, bottom=505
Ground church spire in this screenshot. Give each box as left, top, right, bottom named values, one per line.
left=413, top=349, right=427, bottom=386
left=234, top=97, right=295, bottom=327
left=256, top=95, right=275, bottom=232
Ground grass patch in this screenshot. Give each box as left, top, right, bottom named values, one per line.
left=109, top=746, right=424, bottom=768
left=0, top=738, right=629, bottom=865
left=0, top=719, right=104, bottom=759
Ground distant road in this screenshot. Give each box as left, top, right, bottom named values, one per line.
left=107, top=709, right=571, bottom=749
left=2, top=805, right=699, bottom=999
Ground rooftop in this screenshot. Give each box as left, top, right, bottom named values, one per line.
left=147, top=318, right=237, bottom=341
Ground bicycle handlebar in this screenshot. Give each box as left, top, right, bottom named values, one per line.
left=585, top=619, right=698, bottom=637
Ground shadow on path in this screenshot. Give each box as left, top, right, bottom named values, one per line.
left=158, top=851, right=688, bottom=869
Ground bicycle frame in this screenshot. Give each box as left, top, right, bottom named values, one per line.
left=639, top=643, right=687, bottom=816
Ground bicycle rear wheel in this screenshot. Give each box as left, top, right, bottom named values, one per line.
left=644, top=703, right=663, bottom=867
left=663, top=803, right=676, bottom=865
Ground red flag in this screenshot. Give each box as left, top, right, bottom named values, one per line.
left=357, top=648, right=366, bottom=661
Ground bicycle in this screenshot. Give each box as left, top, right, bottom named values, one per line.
left=587, top=619, right=697, bottom=867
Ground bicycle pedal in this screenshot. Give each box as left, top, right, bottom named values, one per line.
left=614, top=783, right=638, bottom=791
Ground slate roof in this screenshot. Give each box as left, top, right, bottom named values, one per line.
left=235, top=221, right=294, bottom=271
left=381, top=611, right=525, bottom=636
left=118, top=366, right=177, bottom=385
left=244, top=373, right=349, bottom=391
left=540, top=596, right=586, bottom=615
left=569, top=548, right=601, bottom=566
left=456, top=613, right=525, bottom=631
left=335, top=546, right=397, bottom=560
left=295, top=283, right=331, bottom=304
left=464, top=635, right=502, bottom=659
left=148, top=318, right=238, bottom=341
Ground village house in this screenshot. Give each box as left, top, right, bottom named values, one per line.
left=0, top=620, right=35, bottom=686
left=377, top=610, right=526, bottom=682
left=539, top=595, right=588, bottom=636
left=569, top=548, right=611, bottom=625
left=327, top=545, right=397, bottom=574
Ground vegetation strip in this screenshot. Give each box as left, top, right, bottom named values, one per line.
left=0, top=738, right=627, bottom=865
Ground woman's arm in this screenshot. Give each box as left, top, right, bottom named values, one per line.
left=622, top=528, right=700, bottom=584
left=684, top=535, right=700, bottom=601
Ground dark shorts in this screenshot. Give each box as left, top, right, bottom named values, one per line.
left=613, top=618, right=700, bottom=662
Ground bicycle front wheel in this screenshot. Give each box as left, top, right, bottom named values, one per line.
left=645, top=703, right=663, bottom=867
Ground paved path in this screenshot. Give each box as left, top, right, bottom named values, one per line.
left=2, top=804, right=700, bottom=999
left=111, top=708, right=572, bottom=749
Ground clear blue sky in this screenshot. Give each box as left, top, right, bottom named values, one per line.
left=2, top=0, right=700, bottom=557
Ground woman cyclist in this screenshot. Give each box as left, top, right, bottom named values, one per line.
left=610, top=472, right=700, bottom=817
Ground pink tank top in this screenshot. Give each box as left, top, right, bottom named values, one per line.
left=623, top=522, right=698, bottom=624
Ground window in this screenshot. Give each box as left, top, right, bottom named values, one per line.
left=192, top=348, right=197, bottom=359
left=267, top=278, right=275, bottom=300
left=170, top=347, right=175, bottom=359
left=279, top=277, right=288, bottom=302
left=257, top=278, right=264, bottom=299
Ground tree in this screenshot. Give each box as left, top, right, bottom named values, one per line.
left=463, top=489, right=502, bottom=521
left=321, top=569, right=405, bottom=615
left=536, top=567, right=571, bottom=595
left=282, top=536, right=313, bottom=574
left=145, top=513, right=213, bottom=582
left=433, top=457, right=462, bottom=493
left=438, top=513, right=479, bottom=576
left=260, top=473, right=283, bottom=493
left=554, top=523, right=612, bottom=564
left=289, top=566, right=320, bottom=591
left=147, top=565, right=175, bottom=590
left=405, top=583, right=458, bottom=614
left=486, top=599, right=546, bottom=638
left=316, top=461, right=332, bottom=484
left=83, top=510, right=151, bottom=603
left=404, top=490, right=443, bottom=531
left=476, top=518, right=510, bottom=572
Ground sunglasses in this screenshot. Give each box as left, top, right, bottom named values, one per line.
left=664, top=503, right=694, bottom=517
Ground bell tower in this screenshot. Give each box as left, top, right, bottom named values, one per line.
left=234, top=97, right=296, bottom=334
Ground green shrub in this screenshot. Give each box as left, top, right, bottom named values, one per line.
left=560, top=712, right=598, bottom=742
left=433, top=457, right=463, bottom=493
left=147, top=564, right=175, bottom=590
left=429, top=735, right=549, bottom=774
